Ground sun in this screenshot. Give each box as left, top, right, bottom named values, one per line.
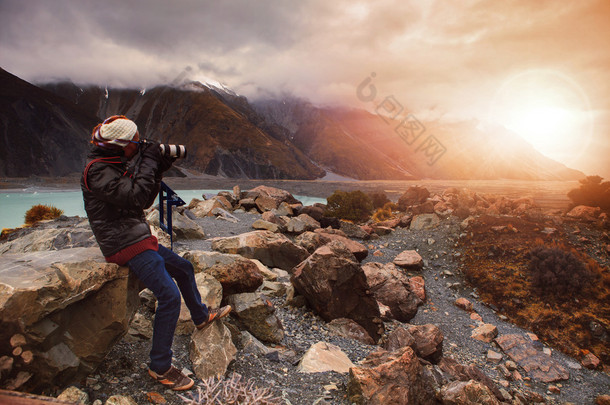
left=488, top=69, right=593, bottom=166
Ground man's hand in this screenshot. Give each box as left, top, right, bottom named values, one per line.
left=140, top=141, right=175, bottom=172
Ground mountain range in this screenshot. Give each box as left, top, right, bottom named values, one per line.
left=0, top=67, right=584, bottom=180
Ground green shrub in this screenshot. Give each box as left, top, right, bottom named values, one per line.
left=367, top=191, right=390, bottom=209
left=567, top=175, right=610, bottom=211
left=325, top=190, right=373, bottom=222
left=528, top=245, right=593, bottom=296
left=24, top=204, right=63, bottom=225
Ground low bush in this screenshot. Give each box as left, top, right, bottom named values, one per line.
left=24, top=204, right=64, bottom=225
left=528, top=245, right=594, bottom=296
left=567, top=175, right=610, bottom=211
left=367, top=191, right=390, bottom=209
left=324, top=190, right=373, bottom=222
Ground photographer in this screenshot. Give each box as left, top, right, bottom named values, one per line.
left=81, top=115, right=230, bottom=391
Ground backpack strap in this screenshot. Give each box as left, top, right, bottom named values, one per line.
left=83, top=156, right=122, bottom=192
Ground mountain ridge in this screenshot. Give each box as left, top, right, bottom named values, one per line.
left=0, top=68, right=585, bottom=181
left=0, top=68, right=98, bottom=177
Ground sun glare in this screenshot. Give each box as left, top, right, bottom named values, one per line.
left=505, top=105, right=576, bottom=153
left=488, top=70, right=593, bottom=166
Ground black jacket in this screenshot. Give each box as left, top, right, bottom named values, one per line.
left=81, top=144, right=163, bottom=257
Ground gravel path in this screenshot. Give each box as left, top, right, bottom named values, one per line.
left=87, top=210, right=609, bottom=405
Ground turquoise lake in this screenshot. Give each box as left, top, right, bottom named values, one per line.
left=0, top=189, right=326, bottom=230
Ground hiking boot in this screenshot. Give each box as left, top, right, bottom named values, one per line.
left=148, top=365, right=194, bottom=391
left=196, top=305, right=232, bottom=330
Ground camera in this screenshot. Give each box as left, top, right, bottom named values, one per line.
left=139, top=139, right=187, bottom=159
left=159, top=144, right=187, bottom=159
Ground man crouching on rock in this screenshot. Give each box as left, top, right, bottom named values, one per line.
left=81, top=115, right=231, bottom=391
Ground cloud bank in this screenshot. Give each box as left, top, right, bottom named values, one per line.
left=1, top=0, right=609, bottom=176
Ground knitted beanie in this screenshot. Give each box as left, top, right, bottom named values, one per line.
left=91, top=115, right=138, bottom=147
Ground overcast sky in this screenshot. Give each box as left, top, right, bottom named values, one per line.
left=1, top=0, right=609, bottom=176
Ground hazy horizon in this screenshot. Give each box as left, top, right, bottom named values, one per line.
left=1, top=0, right=609, bottom=178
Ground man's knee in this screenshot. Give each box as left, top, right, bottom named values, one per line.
left=157, top=283, right=181, bottom=310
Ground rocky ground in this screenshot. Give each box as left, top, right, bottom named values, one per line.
left=77, top=207, right=609, bottom=405
left=2, top=180, right=608, bottom=405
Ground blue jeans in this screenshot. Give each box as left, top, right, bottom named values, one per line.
left=127, top=245, right=208, bottom=374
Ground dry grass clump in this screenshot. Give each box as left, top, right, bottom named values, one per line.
left=1, top=227, right=18, bottom=239
left=24, top=204, right=63, bottom=225
left=372, top=202, right=397, bottom=222
left=459, top=215, right=610, bottom=365
left=178, top=373, right=282, bottom=405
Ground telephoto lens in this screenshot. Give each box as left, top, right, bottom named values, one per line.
left=159, top=144, right=187, bottom=159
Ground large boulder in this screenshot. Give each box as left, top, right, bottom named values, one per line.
left=285, top=214, right=320, bottom=234
left=407, top=324, right=444, bottom=364
left=339, top=221, right=370, bottom=240
left=361, top=262, right=422, bottom=322
left=440, top=380, right=500, bottom=405
left=297, top=342, right=354, bottom=374
left=328, top=318, right=376, bottom=345
left=0, top=217, right=96, bottom=255
left=383, top=327, right=416, bottom=352
left=246, top=185, right=300, bottom=205
left=274, top=202, right=295, bottom=217
left=397, top=186, right=430, bottom=211
left=0, top=227, right=96, bottom=255
left=189, top=197, right=231, bottom=217
left=410, top=201, right=435, bottom=215
left=183, top=251, right=263, bottom=296
left=190, top=320, right=237, bottom=379
left=255, top=195, right=280, bottom=212
left=495, top=334, right=569, bottom=383
left=216, top=191, right=238, bottom=208
left=393, top=250, right=424, bottom=271
left=238, top=197, right=257, bottom=211
left=566, top=205, right=601, bottom=221
left=225, top=292, right=284, bottom=343
left=347, top=347, right=434, bottom=405
left=295, top=231, right=368, bottom=262
left=382, top=325, right=443, bottom=364
left=260, top=211, right=288, bottom=232
left=294, top=231, right=330, bottom=254
left=410, top=214, right=441, bottom=230
left=175, top=272, right=223, bottom=336
left=146, top=210, right=205, bottom=240
left=298, top=205, right=325, bottom=221
left=409, top=276, right=426, bottom=302
left=251, top=219, right=279, bottom=233
left=434, top=201, right=454, bottom=217
left=439, top=357, right=503, bottom=401
left=291, top=241, right=382, bottom=342
left=0, top=248, right=140, bottom=391
left=211, top=230, right=309, bottom=271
